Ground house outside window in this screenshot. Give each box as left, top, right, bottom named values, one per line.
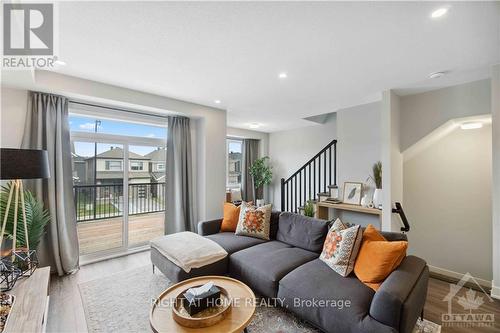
left=227, top=139, right=243, bottom=188
left=157, top=163, right=165, bottom=171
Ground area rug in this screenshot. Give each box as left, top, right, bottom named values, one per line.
left=78, top=266, right=441, bottom=333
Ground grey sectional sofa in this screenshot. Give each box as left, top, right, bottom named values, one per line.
left=153, top=212, right=429, bottom=333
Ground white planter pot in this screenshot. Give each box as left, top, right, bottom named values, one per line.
left=373, top=189, right=383, bottom=209
left=256, top=199, right=265, bottom=207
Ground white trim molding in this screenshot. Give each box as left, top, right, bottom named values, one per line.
left=428, top=265, right=492, bottom=289
left=491, top=283, right=500, bottom=300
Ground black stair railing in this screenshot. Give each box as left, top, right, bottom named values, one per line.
left=281, top=139, right=337, bottom=212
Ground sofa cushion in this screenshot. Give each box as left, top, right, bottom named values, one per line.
left=229, top=241, right=318, bottom=298
left=235, top=203, right=272, bottom=240
left=276, top=212, right=328, bottom=252
left=278, top=258, right=389, bottom=333
left=205, top=232, right=266, bottom=254
left=320, top=219, right=363, bottom=277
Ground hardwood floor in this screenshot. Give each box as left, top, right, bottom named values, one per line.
left=76, top=213, right=164, bottom=255
left=47, top=252, right=500, bottom=332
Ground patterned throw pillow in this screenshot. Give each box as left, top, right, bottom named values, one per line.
left=320, top=218, right=363, bottom=277
left=235, top=202, right=272, bottom=240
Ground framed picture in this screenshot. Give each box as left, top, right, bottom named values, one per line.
left=343, top=182, right=363, bottom=205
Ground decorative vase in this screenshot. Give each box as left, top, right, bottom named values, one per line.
left=373, top=189, right=383, bottom=209
left=256, top=199, right=265, bottom=207
left=360, top=195, right=369, bottom=207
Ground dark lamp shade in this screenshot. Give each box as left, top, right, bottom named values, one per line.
left=0, top=148, right=50, bottom=180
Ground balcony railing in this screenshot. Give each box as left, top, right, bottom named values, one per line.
left=73, top=182, right=166, bottom=222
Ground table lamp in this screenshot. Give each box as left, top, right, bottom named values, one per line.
left=0, top=148, right=50, bottom=280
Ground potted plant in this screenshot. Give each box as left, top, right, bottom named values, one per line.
left=0, top=184, right=51, bottom=253
left=249, top=157, right=273, bottom=207
left=303, top=200, right=315, bottom=217
left=371, top=161, right=382, bottom=209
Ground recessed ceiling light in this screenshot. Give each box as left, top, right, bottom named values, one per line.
left=431, top=7, right=448, bottom=18
left=214, top=100, right=221, bottom=104
left=429, top=71, right=446, bottom=79
left=249, top=123, right=261, bottom=129
left=278, top=72, right=288, bottom=79
left=460, top=122, right=483, bottom=130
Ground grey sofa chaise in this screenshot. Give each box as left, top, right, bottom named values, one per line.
left=152, top=212, right=429, bottom=333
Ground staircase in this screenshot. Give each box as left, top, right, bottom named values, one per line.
left=280, top=139, right=337, bottom=213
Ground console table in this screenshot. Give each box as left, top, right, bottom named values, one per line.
left=315, top=201, right=381, bottom=222
left=4, top=266, right=51, bottom=333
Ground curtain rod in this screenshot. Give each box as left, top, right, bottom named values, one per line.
left=69, top=100, right=170, bottom=120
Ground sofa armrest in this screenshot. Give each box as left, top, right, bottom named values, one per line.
left=197, top=219, right=222, bottom=236
left=369, top=256, right=429, bottom=333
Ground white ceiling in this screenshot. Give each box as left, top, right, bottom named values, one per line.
left=48, top=1, right=500, bottom=132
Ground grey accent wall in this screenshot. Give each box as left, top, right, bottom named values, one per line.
left=404, top=124, right=492, bottom=281
left=400, top=79, right=491, bottom=151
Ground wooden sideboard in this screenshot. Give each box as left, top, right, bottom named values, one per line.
left=4, top=266, right=50, bottom=333
left=315, top=201, right=381, bottom=222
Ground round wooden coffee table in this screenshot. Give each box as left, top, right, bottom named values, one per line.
left=150, top=276, right=256, bottom=333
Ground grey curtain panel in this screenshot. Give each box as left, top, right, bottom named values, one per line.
left=166, top=116, right=195, bottom=233
left=22, top=91, right=80, bottom=276
left=241, top=139, right=260, bottom=201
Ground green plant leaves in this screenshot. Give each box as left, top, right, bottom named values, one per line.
left=0, top=184, right=51, bottom=250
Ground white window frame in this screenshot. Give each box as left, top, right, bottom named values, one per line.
left=130, top=161, right=144, bottom=171
left=226, top=138, right=243, bottom=189
left=70, top=109, right=167, bottom=264
left=105, top=160, right=123, bottom=171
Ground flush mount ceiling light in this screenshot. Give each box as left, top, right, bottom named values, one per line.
left=431, top=7, right=448, bottom=18
left=429, top=71, right=446, bottom=79
left=460, top=122, right=483, bottom=130
left=249, top=123, right=261, bottom=129
left=214, top=100, right=221, bottom=104
left=278, top=72, right=288, bottom=79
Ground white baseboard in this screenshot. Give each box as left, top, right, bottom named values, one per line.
left=491, top=283, right=500, bottom=300
left=428, top=265, right=492, bottom=288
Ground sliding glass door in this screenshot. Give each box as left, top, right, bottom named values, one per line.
left=69, top=110, right=167, bottom=261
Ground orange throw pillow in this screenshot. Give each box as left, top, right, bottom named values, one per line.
left=220, top=203, right=240, bottom=232
left=354, top=225, right=408, bottom=291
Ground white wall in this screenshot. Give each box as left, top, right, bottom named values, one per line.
left=404, top=124, right=492, bottom=282
left=269, top=101, right=382, bottom=220
left=400, top=79, right=491, bottom=150
left=269, top=113, right=337, bottom=208
left=1, top=71, right=227, bottom=222
left=491, top=64, right=500, bottom=299
left=0, top=87, right=28, bottom=148
left=381, top=91, right=403, bottom=231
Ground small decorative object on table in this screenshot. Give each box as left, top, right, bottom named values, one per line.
left=370, top=161, right=383, bottom=209
left=328, top=184, right=339, bottom=200
left=0, top=293, right=15, bottom=332
left=303, top=200, right=315, bottom=217
left=0, top=149, right=50, bottom=282
left=342, top=182, right=363, bottom=205
left=183, top=281, right=221, bottom=316
left=172, top=281, right=231, bottom=328
left=0, top=259, right=21, bottom=292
